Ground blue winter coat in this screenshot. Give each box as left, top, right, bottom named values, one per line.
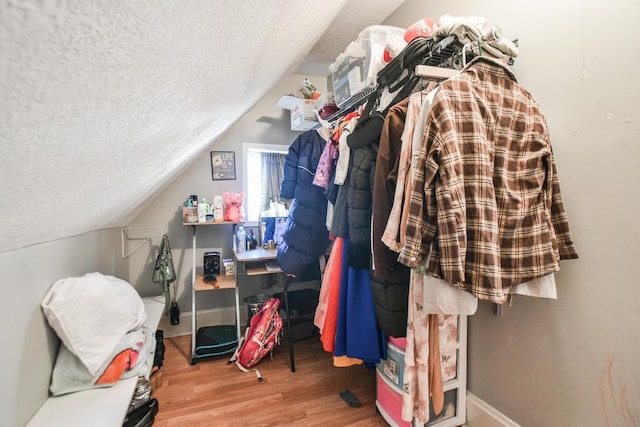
left=277, top=130, right=330, bottom=276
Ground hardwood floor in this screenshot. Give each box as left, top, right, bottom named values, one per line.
left=152, top=334, right=388, bottom=426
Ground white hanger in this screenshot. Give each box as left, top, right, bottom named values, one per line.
left=414, top=65, right=458, bottom=80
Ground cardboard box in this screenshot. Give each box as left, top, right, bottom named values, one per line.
left=276, top=95, right=319, bottom=131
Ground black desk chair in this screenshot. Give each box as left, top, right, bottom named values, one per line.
left=274, top=261, right=321, bottom=372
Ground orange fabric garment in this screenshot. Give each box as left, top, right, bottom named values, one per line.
left=314, top=239, right=339, bottom=333
left=96, top=349, right=133, bottom=385
left=318, top=238, right=344, bottom=353
left=333, top=354, right=363, bottom=367
left=428, top=314, right=444, bottom=415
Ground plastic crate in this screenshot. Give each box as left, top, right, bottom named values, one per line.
left=194, top=325, right=238, bottom=358
left=329, top=25, right=405, bottom=108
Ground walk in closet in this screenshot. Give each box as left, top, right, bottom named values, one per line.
left=11, top=2, right=610, bottom=426
left=306, top=14, right=577, bottom=427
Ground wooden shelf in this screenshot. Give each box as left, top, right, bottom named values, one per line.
left=246, top=265, right=282, bottom=276
left=233, top=247, right=278, bottom=262
left=234, top=248, right=282, bottom=275
left=194, top=273, right=236, bottom=291
left=182, top=221, right=242, bottom=226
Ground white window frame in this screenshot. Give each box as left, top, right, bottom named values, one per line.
left=242, top=142, right=289, bottom=226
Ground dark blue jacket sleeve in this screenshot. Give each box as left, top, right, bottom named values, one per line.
left=279, top=136, right=301, bottom=200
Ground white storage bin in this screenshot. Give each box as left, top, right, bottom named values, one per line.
left=377, top=341, right=406, bottom=390
left=329, top=25, right=405, bottom=108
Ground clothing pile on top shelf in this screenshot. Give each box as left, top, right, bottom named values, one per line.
left=280, top=15, right=578, bottom=426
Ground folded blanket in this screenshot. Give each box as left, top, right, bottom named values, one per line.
left=50, top=326, right=154, bottom=396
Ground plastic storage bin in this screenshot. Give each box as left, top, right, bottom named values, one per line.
left=376, top=370, right=412, bottom=427
left=377, top=341, right=406, bottom=389
left=376, top=370, right=459, bottom=427
left=329, top=25, right=405, bottom=108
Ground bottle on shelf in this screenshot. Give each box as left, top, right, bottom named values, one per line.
left=236, top=225, right=246, bottom=253
left=247, top=228, right=257, bottom=249
left=198, top=198, right=209, bottom=223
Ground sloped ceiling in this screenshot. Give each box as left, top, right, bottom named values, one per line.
left=0, top=0, right=405, bottom=253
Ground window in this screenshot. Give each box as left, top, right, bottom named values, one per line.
left=242, top=143, right=289, bottom=224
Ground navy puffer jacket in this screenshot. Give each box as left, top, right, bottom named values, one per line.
left=277, top=130, right=330, bottom=276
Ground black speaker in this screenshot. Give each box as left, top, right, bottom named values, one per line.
left=203, top=251, right=221, bottom=282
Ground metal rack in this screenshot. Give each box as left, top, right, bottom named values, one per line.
left=320, top=35, right=466, bottom=127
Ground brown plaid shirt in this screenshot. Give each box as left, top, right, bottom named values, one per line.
left=397, top=57, right=578, bottom=303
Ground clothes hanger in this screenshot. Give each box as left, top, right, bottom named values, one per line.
left=415, top=64, right=458, bottom=80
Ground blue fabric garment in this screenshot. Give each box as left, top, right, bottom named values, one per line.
left=277, top=130, right=330, bottom=276
left=333, top=239, right=350, bottom=357
left=334, top=239, right=387, bottom=364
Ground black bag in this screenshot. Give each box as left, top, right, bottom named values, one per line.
left=123, top=398, right=158, bottom=427
left=153, top=330, right=165, bottom=370
left=169, top=301, right=180, bottom=325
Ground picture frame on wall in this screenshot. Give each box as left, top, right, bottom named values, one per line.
left=210, top=151, right=236, bottom=181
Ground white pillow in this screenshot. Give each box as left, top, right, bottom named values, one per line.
left=42, top=272, right=147, bottom=376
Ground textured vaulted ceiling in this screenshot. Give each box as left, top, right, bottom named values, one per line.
left=0, top=0, right=405, bottom=253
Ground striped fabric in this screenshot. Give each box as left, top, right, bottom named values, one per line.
left=397, top=57, right=578, bottom=303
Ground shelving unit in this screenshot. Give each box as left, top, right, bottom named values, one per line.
left=183, top=221, right=242, bottom=365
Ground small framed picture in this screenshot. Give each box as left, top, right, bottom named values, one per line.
left=210, top=151, right=236, bottom=181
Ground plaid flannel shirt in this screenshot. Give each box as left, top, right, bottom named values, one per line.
left=397, top=57, right=578, bottom=302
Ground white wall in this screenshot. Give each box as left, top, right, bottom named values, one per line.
left=0, top=229, right=127, bottom=427
left=384, top=1, right=639, bottom=426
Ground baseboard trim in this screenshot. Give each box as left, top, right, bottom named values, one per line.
left=465, top=392, right=520, bottom=427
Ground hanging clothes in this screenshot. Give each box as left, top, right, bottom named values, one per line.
left=369, top=98, right=411, bottom=337
left=371, top=98, right=410, bottom=276
left=397, top=56, right=579, bottom=303
left=315, top=237, right=344, bottom=351
left=380, top=87, right=479, bottom=314
left=401, top=308, right=444, bottom=424
left=345, top=112, right=385, bottom=269
left=333, top=115, right=359, bottom=186
left=333, top=238, right=386, bottom=365
left=277, top=129, right=331, bottom=277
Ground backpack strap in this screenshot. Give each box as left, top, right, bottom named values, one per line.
left=227, top=326, right=264, bottom=382
left=235, top=360, right=263, bottom=382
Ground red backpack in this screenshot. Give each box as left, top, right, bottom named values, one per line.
left=228, top=297, right=283, bottom=381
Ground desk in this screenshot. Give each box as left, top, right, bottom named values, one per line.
left=234, top=247, right=280, bottom=275
left=233, top=248, right=298, bottom=372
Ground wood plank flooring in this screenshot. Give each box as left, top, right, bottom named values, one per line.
left=152, top=334, right=388, bottom=426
